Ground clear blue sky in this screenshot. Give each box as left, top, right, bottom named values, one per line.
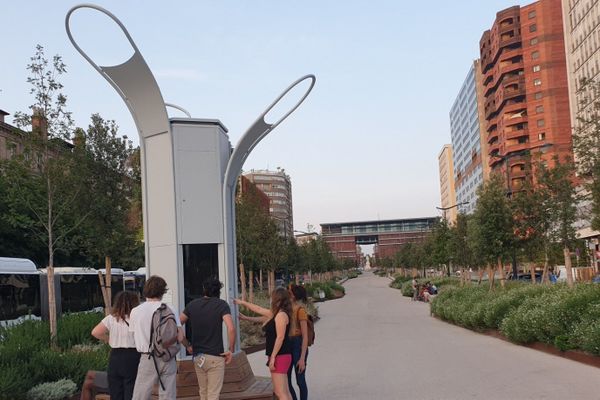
left=0, top=1, right=529, bottom=232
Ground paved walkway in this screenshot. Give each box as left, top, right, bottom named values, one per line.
left=247, top=272, right=600, bottom=400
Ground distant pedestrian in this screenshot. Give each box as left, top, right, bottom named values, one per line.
left=130, top=276, right=184, bottom=400
left=287, top=284, right=309, bottom=400
left=180, top=278, right=236, bottom=400
left=235, top=288, right=293, bottom=400
left=91, top=291, right=141, bottom=400
left=411, top=278, right=418, bottom=301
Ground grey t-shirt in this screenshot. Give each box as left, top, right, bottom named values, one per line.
left=183, top=297, right=231, bottom=356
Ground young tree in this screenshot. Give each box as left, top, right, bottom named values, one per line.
left=537, top=156, right=579, bottom=288
left=471, top=174, right=514, bottom=289
left=236, top=179, right=277, bottom=299
left=3, top=45, right=79, bottom=341
left=448, top=213, right=473, bottom=285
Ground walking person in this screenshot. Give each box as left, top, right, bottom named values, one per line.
left=235, top=288, right=293, bottom=400
left=287, top=284, right=309, bottom=400
left=129, top=276, right=184, bottom=400
left=91, top=291, right=141, bottom=400
left=180, top=278, right=236, bottom=400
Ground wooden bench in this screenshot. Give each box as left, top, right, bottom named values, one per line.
left=151, top=351, right=273, bottom=400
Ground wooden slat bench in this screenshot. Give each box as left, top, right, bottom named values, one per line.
left=150, top=351, right=273, bottom=400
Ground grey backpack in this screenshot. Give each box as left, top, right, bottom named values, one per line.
left=148, top=303, right=179, bottom=389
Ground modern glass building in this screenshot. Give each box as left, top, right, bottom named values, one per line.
left=449, top=61, right=486, bottom=215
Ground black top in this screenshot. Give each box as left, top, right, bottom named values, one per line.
left=263, top=313, right=291, bottom=356
left=183, top=297, right=231, bottom=356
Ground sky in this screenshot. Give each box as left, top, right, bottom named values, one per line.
left=0, top=1, right=530, bottom=233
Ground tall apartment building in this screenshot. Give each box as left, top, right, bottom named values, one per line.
left=438, top=144, right=458, bottom=223
left=480, top=0, right=572, bottom=192
left=562, top=0, right=600, bottom=127
left=449, top=60, right=489, bottom=215
left=243, top=169, right=294, bottom=239
left=562, top=0, right=600, bottom=248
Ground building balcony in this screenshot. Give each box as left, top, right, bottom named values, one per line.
left=505, top=128, right=529, bottom=140
left=505, top=142, right=529, bottom=154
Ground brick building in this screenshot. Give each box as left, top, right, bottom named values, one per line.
left=243, top=169, right=294, bottom=239
left=321, top=218, right=437, bottom=263
left=480, top=0, right=572, bottom=191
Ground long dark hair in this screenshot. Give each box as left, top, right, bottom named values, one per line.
left=289, top=284, right=308, bottom=303
left=270, top=287, right=292, bottom=319
left=111, top=291, right=140, bottom=322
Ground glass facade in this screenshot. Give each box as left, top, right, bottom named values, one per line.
left=449, top=64, right=484, bottom=214
left=322, top=218, right=436, bottom=236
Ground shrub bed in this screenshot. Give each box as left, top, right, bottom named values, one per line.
left=431, top=283, right=600, bottom=355
left=306, top=281, right=345, bottom=301
left=0, top=312, right=108, bottom=400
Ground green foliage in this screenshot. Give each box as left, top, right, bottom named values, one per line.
left=0, top=313, right=109, bottom=399
left=27, top=379, right=77, bottom=400
left=471, top=174, right=514, bottom=265
left=305, top=281, right=345, bottom=300
left=400, top=281, right=414, bottom=297
left=431, top=283, right=600, bottom=355
left=389, top=275, right=411, bottom=289
left=57, top=312, right=104, bottom=349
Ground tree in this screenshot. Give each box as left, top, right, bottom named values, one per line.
left=471, top=174, right=514, bottom=289
left=3, top=45, right=80, bottom=342
left=448, top=213, right=474, bottom=284
left=537, top=156, right=579, bottom=288
left=431, top=219, right=452, bottom=276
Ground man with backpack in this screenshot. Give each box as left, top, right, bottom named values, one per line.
left=180, top=278, right=235, bottom=400
left=130, top=275, right=184, bottom=400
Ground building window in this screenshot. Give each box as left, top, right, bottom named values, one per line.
left=537, top=119, right=545, bottom=127
left=530, top=37, right=539, bottom=45
left=528, top=10, right=536, bottom=19
left=532, top=51, right=540, bottom=59
left=534, top=78, right=542, bottom=86
left=533, top=65, right=541, bottom=72
left=538, top=132, right=546, bottom=140
left=536, top=105, right=544, bottom=113
left=534, top=92, right=543, bottom=100
left=529, top=24, right=537, bottom=32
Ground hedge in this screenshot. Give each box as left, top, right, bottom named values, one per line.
left=431, top=283, right=600, bottom=355
left=0, top=312, right=108, bottom=400
left=305, top=281, right=345, bottom=301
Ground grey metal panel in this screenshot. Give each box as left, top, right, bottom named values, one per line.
left=174, top=124, right=218, bottom=152
left=145, top=133, right=178, bottom=247
left=177, top=149, right=223, bottom=244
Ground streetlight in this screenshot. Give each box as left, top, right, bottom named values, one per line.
left=436, top=201, right=470, bottom=221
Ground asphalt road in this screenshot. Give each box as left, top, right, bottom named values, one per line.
left=247, top=272, right=600, bottom=400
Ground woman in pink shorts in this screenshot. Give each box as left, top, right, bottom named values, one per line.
left=235, top=287, right=293, bottom=400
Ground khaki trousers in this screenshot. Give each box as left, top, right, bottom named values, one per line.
left=193, top=354, right=225, bottom=400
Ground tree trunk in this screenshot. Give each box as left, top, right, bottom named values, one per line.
left=105, top=256, right=112, bottom=314
left=267, top=272, right=271, bottom=294
left=248, top=269, right=254, bottom=303
left=564, top=245, right=575, bottom=288
left=47, top=177, right=57, bottom=345
left=477, top=268, right=484, bottom=285
left=530, top=262, right=536, bottom=285
left=270, top=270, right=276, bottom=293
left=541, top=250, right=550, bottom=285
left=497, top=258, right=505, bottom=288
left=487, top=264, right=495, bottom=291
left=259, top=269, right=263, bottom=291
left=239, top=262, right=247, bottom=301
